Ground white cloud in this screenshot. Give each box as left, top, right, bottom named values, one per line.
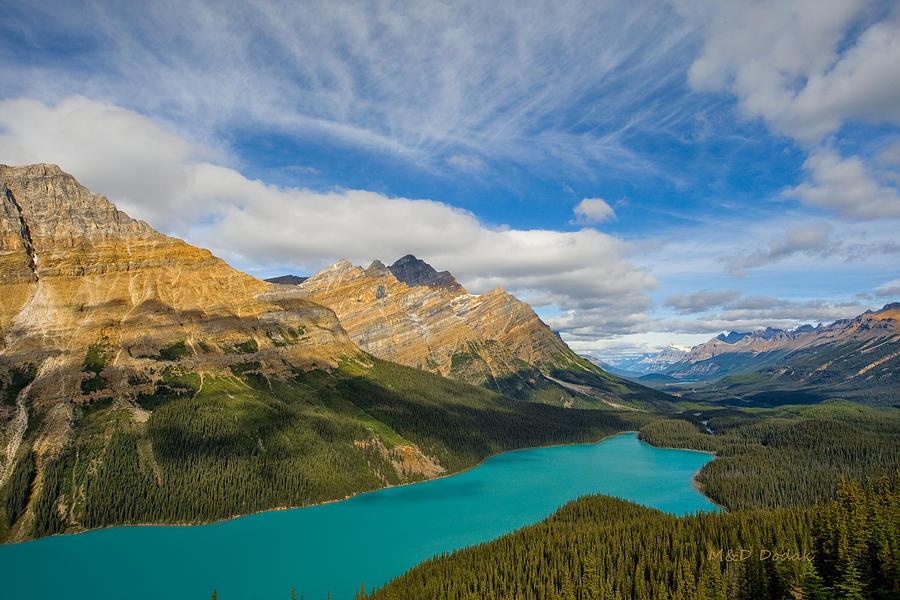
left=676, top=2, right=900, bottom=223
left=783, top=148, right=900, bottom=219
left=552, top=294, right=869, bottom=344
left=0, top=96, right=657, bottom=334
left=789, top=15, right=900, bottom=139
left=680, top=0, right=900, bottom=141
left=573, top=198, right=616, bottom=224
left=0, top=1, right=701, bottom=178
left=0, top=96, right=206, bottom=231
left=707, top=300, right=867, bottom=328
left=664, top=289, right=740, bottom=314
left=725, top=222, right=832, bottom=276
left=876, top=278, right=900, bottom=297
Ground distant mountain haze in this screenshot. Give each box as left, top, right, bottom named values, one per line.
left=605, top=304, right=899, bottom=405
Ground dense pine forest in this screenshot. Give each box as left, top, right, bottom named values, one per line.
left=355, top=403, right=900, bottom=600
left=0, top=357, right=651, bottom=541
left=362, top=474, right=898, bottom=600
left=640, top=403, right=900, bottom=509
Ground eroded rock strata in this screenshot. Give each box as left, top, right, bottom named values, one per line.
left=297, top=256, right=671, bottom=410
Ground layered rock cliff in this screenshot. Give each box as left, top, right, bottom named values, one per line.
left=0, top=164, right=357, bottom=405
left=298, top=256, right=672, bottom=408
left=0, top=164, right=364, bottom=539
left=299, top=258, right=575, bottom=381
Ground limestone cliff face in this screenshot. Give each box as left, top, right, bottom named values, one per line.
left=0, top=164, right=358, bottom=480
left=299, top=256, right=586, bottom=389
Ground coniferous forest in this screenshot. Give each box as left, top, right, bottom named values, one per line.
left=0, top=357, right=652, bottom=541
left=362, top=475, right=898, bottom=600
left=351, top=402, right=899, bottom=600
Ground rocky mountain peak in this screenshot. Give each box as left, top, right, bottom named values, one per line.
left=716, top=331, right=750, bottom=344
left=716, top=327, right=788, bottom=345
left=310, top=259, right=361, bottom=281
left=298, top=254, right=600, bottom=395
left=365, top=259, right=390, bottom=277
left=0, top=163, right=157, bottom=244
left=0, top=163, right=357, bottom=393
left=388, top=254, right=461, bottom=291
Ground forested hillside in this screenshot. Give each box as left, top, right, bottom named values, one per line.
left=363, top=476, right=898, bottom=600
left=356, top=403, right=900, bottom=600
left=0, top=357, right=651, bottom=543
left=640, top=403, right=900, bottom=509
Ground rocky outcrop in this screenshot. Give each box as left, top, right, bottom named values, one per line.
left=388, top=254, right=462, bottom=290
left=0, top=164, right=359, bottom=485
left=298, top=257, right=584, bottom=388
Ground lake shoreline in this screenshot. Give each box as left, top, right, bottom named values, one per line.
left=631, top=437, right=724, bottom=512
left=5, top=429, right=720, bottom=545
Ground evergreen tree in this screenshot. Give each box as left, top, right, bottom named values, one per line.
left=833, top=564, right=864, bottom=600
left=800, top=562, right=832, bottom=600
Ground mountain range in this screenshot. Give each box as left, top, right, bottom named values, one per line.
left=604, top=306, right=900, bottom=406
left=591, top=344, right=690, bottom=376
left=291, top=255, right=671, bottom=409
left=0, top=164, right=658, bottom=543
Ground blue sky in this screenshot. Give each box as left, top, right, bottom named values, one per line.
left=1, top=0, right=899, bottom=357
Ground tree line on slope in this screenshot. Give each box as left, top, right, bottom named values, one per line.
left=361, top=475, right=898, bottom=600
left=638, top=404, right=900, bottom=510
left=0, top=358, right=651, bottom=540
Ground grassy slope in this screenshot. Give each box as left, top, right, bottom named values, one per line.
left=0, top=357, right=653, bottom=542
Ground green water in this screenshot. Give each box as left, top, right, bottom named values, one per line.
left=0, top=432, right=715, bottom=599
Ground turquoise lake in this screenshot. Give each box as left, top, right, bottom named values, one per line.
left=0, top=432, right=716, bottom=599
